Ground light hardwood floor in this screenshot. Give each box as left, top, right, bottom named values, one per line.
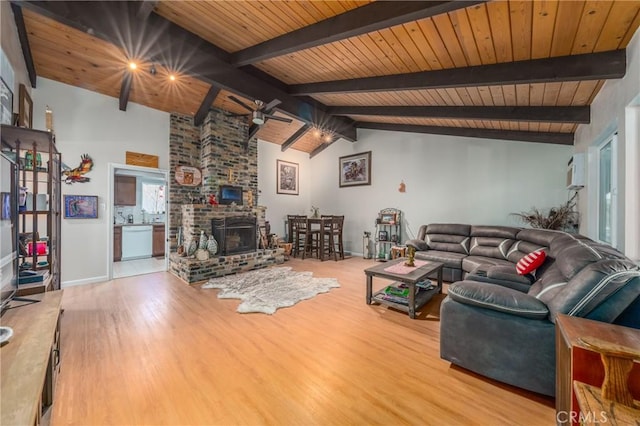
left=52, top=257, right=555, bottom=425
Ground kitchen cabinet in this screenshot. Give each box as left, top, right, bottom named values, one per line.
left=114, top=226, right=122, bottom=261
left=114, top=175, right=136, bottom=206
left=153, top=224, right=165, bottom=257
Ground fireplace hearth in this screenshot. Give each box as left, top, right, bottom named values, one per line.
left=212, top=216, right=257, bottom=255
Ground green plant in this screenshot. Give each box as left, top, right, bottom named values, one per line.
left=512, top=194, right=579, bottom=230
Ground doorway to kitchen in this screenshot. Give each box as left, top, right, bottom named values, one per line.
left=108, top=164, right=168, bottom=280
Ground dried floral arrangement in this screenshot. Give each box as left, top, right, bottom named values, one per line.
left=512, top=193, right=579, bottom=231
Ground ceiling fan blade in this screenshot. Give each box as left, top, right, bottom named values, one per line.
left=225, top=112, right=250, bottom=117
left=263, top=99, right=281, bottom=112
left=265, top=114, right=293, bottom=123
left=228, top=95, right=255, bottom=112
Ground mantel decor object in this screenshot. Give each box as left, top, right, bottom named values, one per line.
left=175, top=165, right=202, bottom=186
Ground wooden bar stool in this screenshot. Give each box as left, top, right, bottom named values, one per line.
left=291, top=216, right=310, bottom=259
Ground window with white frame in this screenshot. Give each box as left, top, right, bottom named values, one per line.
left=141, top=182, right=165, bottom=214
left=597, top=134, right=617, bottom=245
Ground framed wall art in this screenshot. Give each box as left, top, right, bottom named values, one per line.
left=0, top=77, right=12, bottom=125
left=339, top=151, right=371, bottom=187
left=64, top=195, right=98, bottom=219
left=277, top=159, right=299, bottom=195
left=379, top=212, right=397, bottom=224
left=18, top=84, right=32, bottom=128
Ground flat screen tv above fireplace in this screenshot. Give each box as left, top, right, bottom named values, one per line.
left=219, top=185, right=243, bottom=205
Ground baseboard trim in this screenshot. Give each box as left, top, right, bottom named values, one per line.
left=62, top=275, right=109, bottom=288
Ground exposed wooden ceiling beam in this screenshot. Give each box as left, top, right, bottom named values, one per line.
left=247, top=123, right=261, bottom=143
left=10, top=3, right=37, bottom=88
left=328, top=106, right=590, bottom=124
left=309, top=142, right=329, bottom=159
left=20, top=1, right=357, bottom=141
left=290, top=50, right=626, bottom=95
left=356, top=122, right=574, bottom=145
left=229, top=1, right=485, bottom=67
left=193, top=85, right=221, bottom=127
left=281, top=124, right=311, bottom=152
left=135, top=0, right=157, bottom=20
left=119, top=72, right=132, bottom=111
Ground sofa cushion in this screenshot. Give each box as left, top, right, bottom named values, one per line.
left=469, top=236, right=516, bottom=259
left=528, top=264, right=568, bottom=303
left=546, top=260, right=640, bottom=322
left=470, top=225, right=520, bottom=239
left=448, top=281, right=550, bottom=320
left=516, top=250, right=547, bottom=275
left=414, top=250, right=466, bottom=269
left=555, top=240, right=603, bottom=279
left=488, top=265, right=535, bottom=285
left=505, top=240, right=548, bottom=264
left=516, top=228, right=562, bottom=247
left=467, top=265, right=534, bottom=292
left=462, top=255, right=513, bottom=273
left=424, top=224, right=470, bottom=254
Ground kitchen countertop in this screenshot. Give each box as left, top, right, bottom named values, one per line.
left=114, top=223, right=165, bottom=227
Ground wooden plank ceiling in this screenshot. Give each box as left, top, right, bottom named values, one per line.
left=15, top=0, right=640, bottom=155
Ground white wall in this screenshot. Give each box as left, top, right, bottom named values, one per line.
left=1, top=2, right=31, bottom=113
left=574, top=28, right=640, bottom=255
left=311, top=130, right=572, bottom=255
left=257, top=140, right=311, bottom=239
left=31, top=78, right=170, bottom=286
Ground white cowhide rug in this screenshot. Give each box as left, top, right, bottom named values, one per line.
left=201, top=267, right=340, bottom=314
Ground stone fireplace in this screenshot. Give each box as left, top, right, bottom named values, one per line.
left=167, top=109, right=284, bottom=284
left=212, top=216, right=257, bottom=255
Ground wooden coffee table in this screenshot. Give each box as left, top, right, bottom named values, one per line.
left=365, top=258, right=443, bottom=319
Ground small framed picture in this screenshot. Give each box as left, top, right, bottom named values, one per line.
left=277, top=159, right=299, bottom=195
left=339, top=151, right=371, bottom=187
left=378, top=230, right=388, bottom=241
left=18, top=84, right=32, bottom=128
left=379, top=213, right=396, bottom=224
left=391, top=234, right=398, bottom=243
left=64, top=195, right=98, bottom=219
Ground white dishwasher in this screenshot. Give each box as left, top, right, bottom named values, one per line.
left=121, top=226, right=153, bottom=260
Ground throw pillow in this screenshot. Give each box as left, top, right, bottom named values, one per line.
left=516, top=250, right=547, bottom=275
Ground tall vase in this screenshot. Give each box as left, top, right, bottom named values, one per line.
left=207, top=235, right=218, bottom=255
left=187, top=237, right=197, bottom=256
left=199, top=230, right=207, bottom=250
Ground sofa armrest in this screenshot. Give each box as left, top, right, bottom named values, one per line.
left=405, top=239, right=428, bottom=251
left=448, top=281, right=549, bottom=320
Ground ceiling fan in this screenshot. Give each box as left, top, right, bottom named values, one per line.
left=227, top=96, right=293, bottom=125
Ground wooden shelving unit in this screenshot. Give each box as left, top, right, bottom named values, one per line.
left=374, top=207, right=401, bottom=261
left=1, top=125, right=61, bottom=291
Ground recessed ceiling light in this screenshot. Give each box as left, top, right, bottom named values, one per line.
left=169, top=74, right=176, bottom=81
left=128, top=62, right=137, bottom=70
left=324, top=134, right=332, bottom=143
left=313, top=128, right=322, bottom=138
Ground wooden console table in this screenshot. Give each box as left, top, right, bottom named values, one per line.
left=1, top=291, right=63, bottom=425
left=555, top=314, right=640, bottom=425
